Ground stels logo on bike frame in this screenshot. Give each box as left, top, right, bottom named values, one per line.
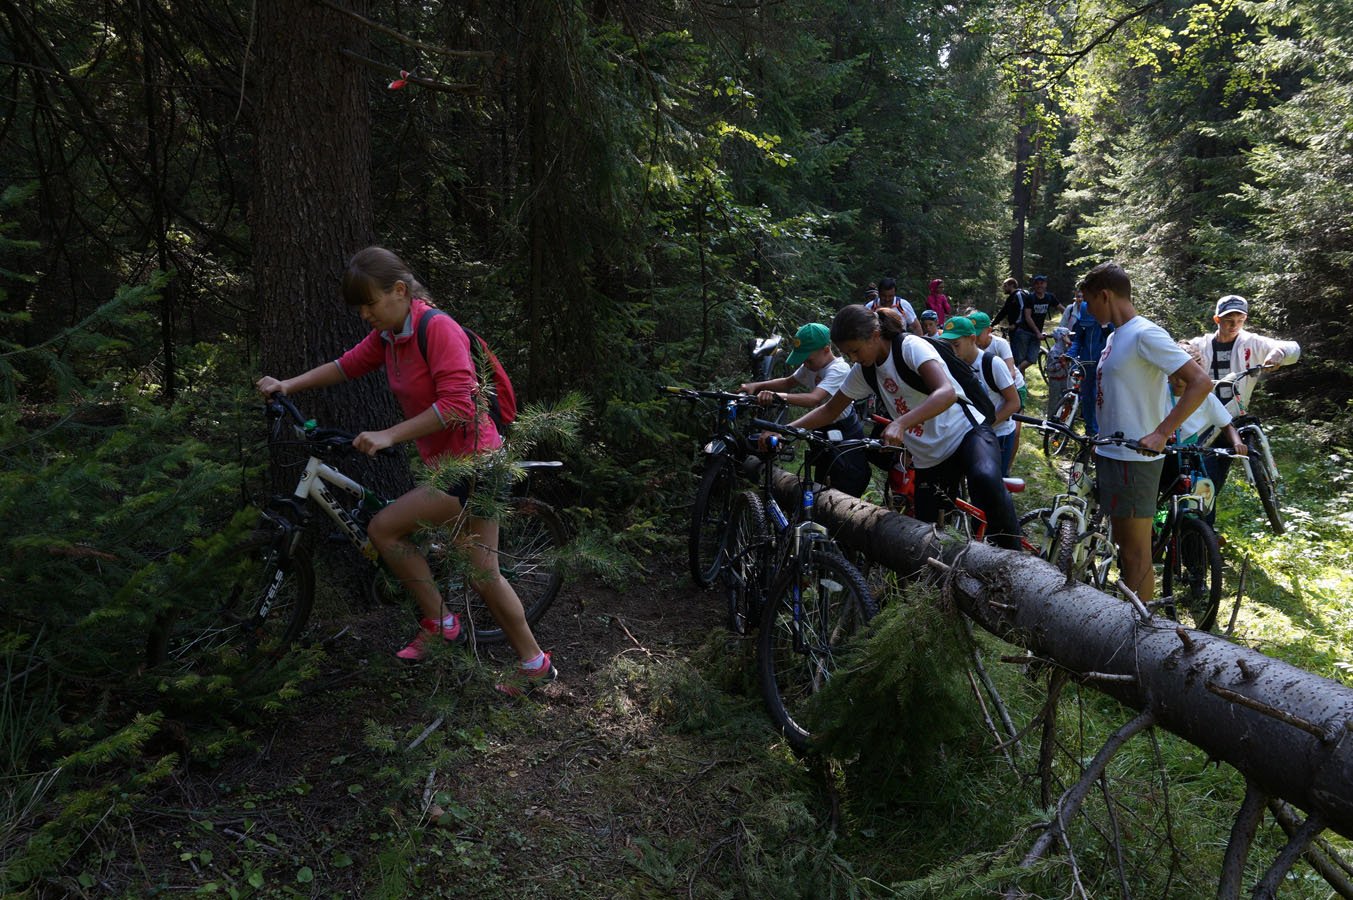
left=313, top=481, right=381, bottom=561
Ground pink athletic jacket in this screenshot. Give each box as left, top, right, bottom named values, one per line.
left=926, top=279, right=951, bottom=325
left=335, top=298, right=502, bottom=464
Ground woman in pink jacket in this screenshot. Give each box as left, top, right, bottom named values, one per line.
left=255, top=247, right=555, bottom=693
left=926, top=278, right=952, bottom=326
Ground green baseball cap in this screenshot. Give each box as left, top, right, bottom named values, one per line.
left=939, top=316, right=977, bottom=339
left=969, top=311, right=992, bottom=331
left=785, top=323, right=831, bottom=367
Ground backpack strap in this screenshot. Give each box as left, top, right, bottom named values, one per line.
left=864, top=333, right=984, bottom=427
left=980, top=349, right=1000, bottom=392
left=414, top=308, right=504, bottom=427
left=861, top=332, right=909, bottom=411
left=415, top=307, right=449, bottom=361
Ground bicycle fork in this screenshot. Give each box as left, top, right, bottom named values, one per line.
left=1237, top=423, right=1277, bottom=487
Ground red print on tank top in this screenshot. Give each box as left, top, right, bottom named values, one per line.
left=883, top=377, right=899, bottom=395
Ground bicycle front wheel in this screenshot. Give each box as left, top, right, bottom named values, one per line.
left=146, top=528, right=315, bottom=672
left=757, top=545, right=877, bottom=753
left=688, top=455, right=736, bottom=588
left=1043, top=396, right=1080, bottom=458
left=455, top=497, right=566, bottom=645
left=1163, top=515, right=1223, bottom=632
left=1243, top=433, right=1284, bottom=535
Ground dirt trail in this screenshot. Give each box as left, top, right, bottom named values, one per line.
left=126, top=560, right=744, bottom=897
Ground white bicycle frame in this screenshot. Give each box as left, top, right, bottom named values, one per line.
left=289, top=455, right=379, bottom=560
left=1234, top=421, right=1278, bottom=490
left=1217, top=367, right=1281, bottom=492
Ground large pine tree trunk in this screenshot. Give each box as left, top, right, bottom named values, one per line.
left=776, top=471, right=1353, bottom=839
left=252, top=0, right=407, bottom=494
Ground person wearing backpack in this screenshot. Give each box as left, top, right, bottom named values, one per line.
left=778, top=305, right=1019, bottom=550
left=946, top=318, right=1021, bottom=476
left=254, top=246, right=555, bottom=695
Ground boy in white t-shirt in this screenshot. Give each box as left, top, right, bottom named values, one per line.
left=970, top=310, right=1027, bottom=467
left=741, top=322, right=870, bottom=497
left=1161, top=342, right=1246, bottom=523
left=1082, top=262, right=1211, bottom=602
left=952, top=324, right=1021, bottom=475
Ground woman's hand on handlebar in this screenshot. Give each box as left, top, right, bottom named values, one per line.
left=256, top=375, right=288, bottom=396
left=353, top=429, right=396, bottom=457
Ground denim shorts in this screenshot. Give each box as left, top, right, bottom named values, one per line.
left=1011, top=329, right=1040, bottom=366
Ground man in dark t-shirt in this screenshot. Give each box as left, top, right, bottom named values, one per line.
left=1010, top=275, right=1063, bottom=374
left=992, top=277, right=1027, bottom=329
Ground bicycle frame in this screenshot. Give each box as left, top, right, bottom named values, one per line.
left=287, top=455, right=379, bottom=560
left=1215, top=366, right=1280, bottom=490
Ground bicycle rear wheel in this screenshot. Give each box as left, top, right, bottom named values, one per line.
left=757, top=545, right=877, bottom=753
left=1243, top=432, right=1284, bottom=535
left=146, top=526, right=315, bottom=672
left=1019, top=508, right=1056, bottom=560
left=454, top=497, right=566, bottom=645
left=688, top=455, right=736, bottom=587
left=1162, top=515, right=1223, bottom=632
left=725, top=491, right=770, bottom=635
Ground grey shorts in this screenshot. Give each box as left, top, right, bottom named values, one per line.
left=1095, top=454, right=1164, bottom=520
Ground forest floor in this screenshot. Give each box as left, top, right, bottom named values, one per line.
left=115, top=557, right=798, bottom=898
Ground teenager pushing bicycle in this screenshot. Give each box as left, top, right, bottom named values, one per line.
left=255, top=246, right=555, bottom=694
left=1184, top=294, right=1300, bottom=529
left=779, top=305, right=1020, bottom=550
left=1081, top=262, right=1211, bottom=605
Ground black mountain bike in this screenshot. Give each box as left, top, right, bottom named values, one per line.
left=664, top=387, right=778, bottom=588
left=1153, top=443, right=1234, bottom=632
left=726, top=418, right=885, bottom=753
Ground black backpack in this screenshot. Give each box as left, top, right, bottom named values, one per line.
left=860, top=333, right=995, bottom=427
left=977, top=348, right=1002, bottom=393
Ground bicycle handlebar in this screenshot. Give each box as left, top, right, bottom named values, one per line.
left=662, top=385, right=764, bottom=405
left=264, top=393, right=392, bottom=457
left=1213, top=363, right=1280, bottom=387
left=751, top=417, right=904, bottom=455
left=1011, top=415, right=1149, bottom=452
left=1011, top=414, right=1243, bottom=458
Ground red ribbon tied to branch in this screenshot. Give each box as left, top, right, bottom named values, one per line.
left=388, top=70, right=410, bottom=90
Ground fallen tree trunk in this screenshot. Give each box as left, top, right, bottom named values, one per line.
left=774, top=470, right=1353, bottom=840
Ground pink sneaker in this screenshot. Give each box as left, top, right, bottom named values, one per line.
left=495, top=652, right=558, bottom=697
left=395, top=615, right=462, bottom=661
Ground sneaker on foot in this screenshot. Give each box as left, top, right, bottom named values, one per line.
left=495, top=652, right=558, bottom=697
left=395, top=614, right=462, bottom=661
